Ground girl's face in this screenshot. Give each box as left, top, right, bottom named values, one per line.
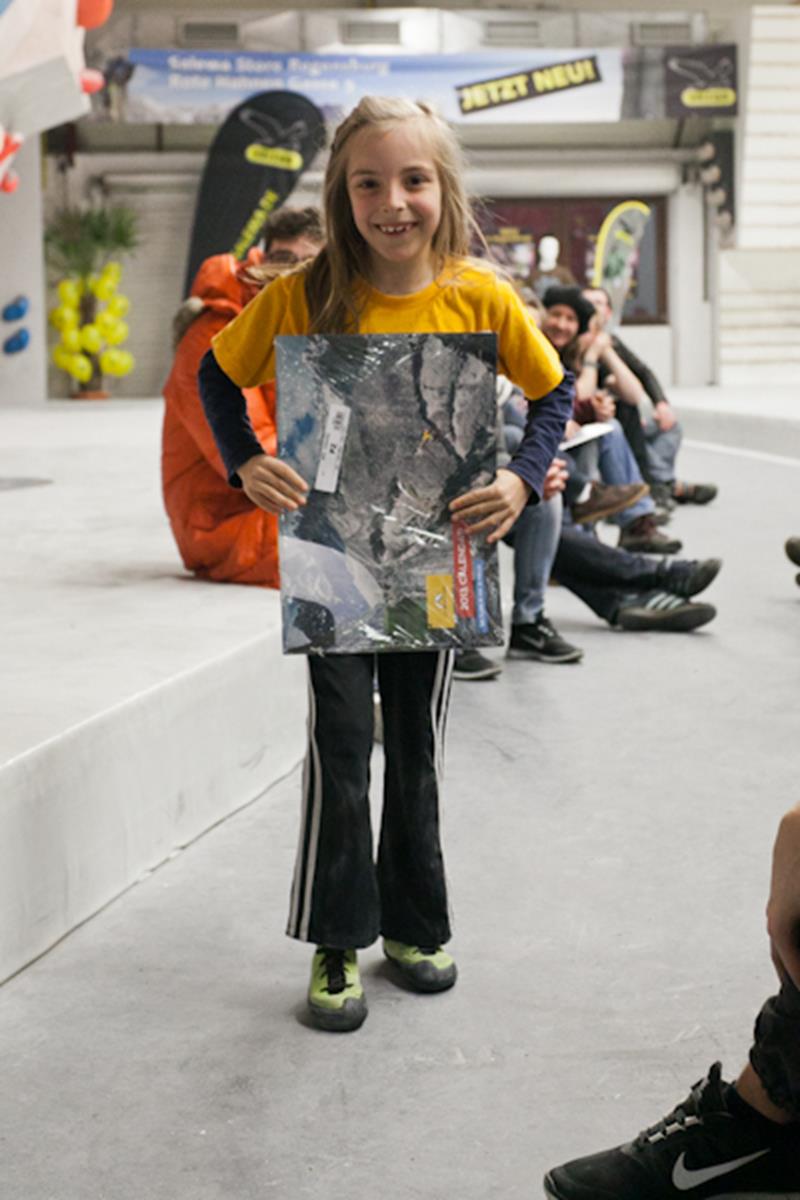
left=345, top=120, right=442, bottom=284
left=542, top=304, right=580, bottom=349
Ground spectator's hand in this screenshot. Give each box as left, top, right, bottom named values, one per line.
left=766, top=806, right=800, bottom=989
left=564, top=419, right=582, bottom=440
left=592, top=330, right=613, bottom=359
left=450, top=467, right=531, bottom=544
left=654, top=400, right=678, bottom=432
left=543, top=458, right=568, bottom=501
left=590, top=390, right=616, bottom=422
left=238, top=453, right=308, bottom=515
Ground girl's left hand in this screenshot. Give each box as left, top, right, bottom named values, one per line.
left=449, top=468, right=531, bottom=544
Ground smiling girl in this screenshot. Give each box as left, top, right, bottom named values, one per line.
left=199, top=95, right=572, bottom=1032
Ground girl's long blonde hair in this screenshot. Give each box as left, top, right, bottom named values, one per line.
left=305, top=95, right=486, bottom=333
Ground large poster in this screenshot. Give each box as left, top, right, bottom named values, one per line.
left=275, top=333, right=503, bottom=656
left=119, top=47, right=626, bottom=126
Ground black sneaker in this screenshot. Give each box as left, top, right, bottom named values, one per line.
left=508, top=615, right=584, bottom=663
left=619, top=515, right=682, bottom=555
left=453, top=650, right=502, bottom=681
left=544, top=1063, right=800, bottom=1200
left=672, top=481, right=718, bottom=505
left=616, top=591, right=716, bottom=632
left=660, top=557, right=722, bottom=598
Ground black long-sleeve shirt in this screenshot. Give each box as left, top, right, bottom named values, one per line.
left=611, top=335, right=668, bottom=409
left=198, top=348, right=573, bottom=504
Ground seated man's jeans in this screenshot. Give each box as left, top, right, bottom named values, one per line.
left=568, top=418, right=654, bottom=528
left=750, top=975, right=800, bottom=1120
left=507, top=494, right=563, bottom=626
left=642, top=417, right=683, bottom=485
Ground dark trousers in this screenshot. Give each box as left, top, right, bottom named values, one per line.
left=615, top=400, right=654, bottom=485
left=751, top=977, right=800, bottom=1119
left=287, top=650, right=454, bottom=950
left=552, top=524, right=663, bottom=623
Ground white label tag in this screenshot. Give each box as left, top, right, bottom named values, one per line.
left=314, top=403, right=351, bottom=494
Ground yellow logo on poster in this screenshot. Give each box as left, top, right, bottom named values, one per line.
left=426, top=575, right=456, bottom=629
left=245, top=144, right=303, bottom=170
left=681, top=87, right=737, bottom=109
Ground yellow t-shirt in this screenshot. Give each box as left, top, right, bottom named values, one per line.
left=211, top=259, right=564, bottom=400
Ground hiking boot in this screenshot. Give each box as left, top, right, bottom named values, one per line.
left=619, top=515, right=682, bottom=555
left=671, top=480, right=718, bottom=505
left=453, top=650, right=502, bottom=681
left=307, top=947, right=367, bottom=1032
left=508, top=615, right=584, bottom=663
left=544, top=1062, right=800, bottom=1200
left=785, top=536, right=800, bottom=568
left=571, top=481, right=649, bottom=526
left=383, top=940, right=457, bottom=992
left=616, top=591, right=716, bottom=632
left=659, top=557, right=722, bottom=598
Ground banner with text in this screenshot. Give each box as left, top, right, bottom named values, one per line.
left=117, top=48, right=625, bottom=125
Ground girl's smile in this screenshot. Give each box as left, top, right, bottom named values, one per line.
left=346, top=120, right=442, bottom=293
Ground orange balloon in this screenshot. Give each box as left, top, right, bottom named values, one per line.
left=76, top=0, right=114, bottom=30
left=80, top=69, right=106, bottom=95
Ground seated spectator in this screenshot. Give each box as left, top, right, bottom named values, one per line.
left=545, top=801, right=800, bottom=1200
left=161, top=207, right=324, bottom=587
left=540, top=290, right=680, bottom=555
left=786, top=537, right=800, bottom=587
left=582, top=284, right=718, bottom=508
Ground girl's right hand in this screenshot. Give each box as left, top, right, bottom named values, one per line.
left=238, top=453, right=309, bottom=514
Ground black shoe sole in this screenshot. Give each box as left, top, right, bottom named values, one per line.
left=507, top=646, right=584, bottom=664
left=308, top=998, right=368, bottom=1032
left=384, top=955, right=458, bottom=993
left=617, top=602, right=716, bottom=632
left=619, top=538, right=683, bottom=555
left=453, top=666, right=502, bottom=681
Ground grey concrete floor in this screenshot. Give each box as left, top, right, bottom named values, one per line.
left=1, top=415, right=799, bottom=1200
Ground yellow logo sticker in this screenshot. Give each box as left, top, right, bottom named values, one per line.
left=681, top=87, right=737, bottom=109
left=426, top=575, right=456, bottom=629
left=244, top=144, right=303, bottom=171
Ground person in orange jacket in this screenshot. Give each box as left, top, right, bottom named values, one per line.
left=161, top=207, right=324, bottom=587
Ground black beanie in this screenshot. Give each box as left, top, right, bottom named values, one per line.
left=542, top=286, right=595, bottom=334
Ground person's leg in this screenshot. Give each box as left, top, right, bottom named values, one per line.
left=511, top=494, right=562, bottom=626
left=287, top=653, right=380, bottom=949
left=596, top=420, right=654, bottom=527
left=742, top=975, right=800, bottom=1122
left=614, top=399, right=653, bottom=483
left=554, top=523, right=662, bottom=589
left=376, top=649, right=454, bottom=950
left=643, top=417, right=683, bottom=485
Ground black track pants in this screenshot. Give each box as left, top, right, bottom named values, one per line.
left=287, top=650, right=454, bottom=950
left=750, top=976, right=800, bottom=1119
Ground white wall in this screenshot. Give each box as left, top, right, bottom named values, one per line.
left=0, top=140, right=47, bottom=408
left=668, top=183, right=712, bottom=386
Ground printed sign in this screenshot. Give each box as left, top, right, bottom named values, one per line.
left=457, top=56, right=602, bottom=116
left=665, top=45, right=738, bottom=117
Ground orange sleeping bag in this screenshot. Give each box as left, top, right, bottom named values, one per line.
left=161, top=249, right=280, bottom=588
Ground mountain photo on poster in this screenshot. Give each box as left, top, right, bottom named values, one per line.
left=276, top=333, right=504, bottom=655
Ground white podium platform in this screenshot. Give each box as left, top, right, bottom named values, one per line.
left=0, top=400, right=306, bottom=984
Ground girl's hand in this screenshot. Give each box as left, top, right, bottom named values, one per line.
left=238, top=453, right=309, bottom=515
left=542, top=458, right=568, bottom=501
left=449, top=468, right=530, bottom=544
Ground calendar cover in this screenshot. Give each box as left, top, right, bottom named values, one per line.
left=275, top=332, right=503, bottom=654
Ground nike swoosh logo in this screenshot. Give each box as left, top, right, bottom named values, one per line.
left=672, top=1149, right=771, bottom=1191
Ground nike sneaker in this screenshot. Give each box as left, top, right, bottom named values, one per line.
left=383, top=940, right=457, bottom=992
left=544, top=1063, right=800, bottom=1200
left=307, top=947, right=367, bottom=1032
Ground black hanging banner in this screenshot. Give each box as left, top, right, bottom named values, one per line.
left=183, top=90, right=325, bottom=296
left=664, top=45, right=738, bottom=118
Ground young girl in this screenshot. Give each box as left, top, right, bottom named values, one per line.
left=199, top=95, right=572, bottom=1032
